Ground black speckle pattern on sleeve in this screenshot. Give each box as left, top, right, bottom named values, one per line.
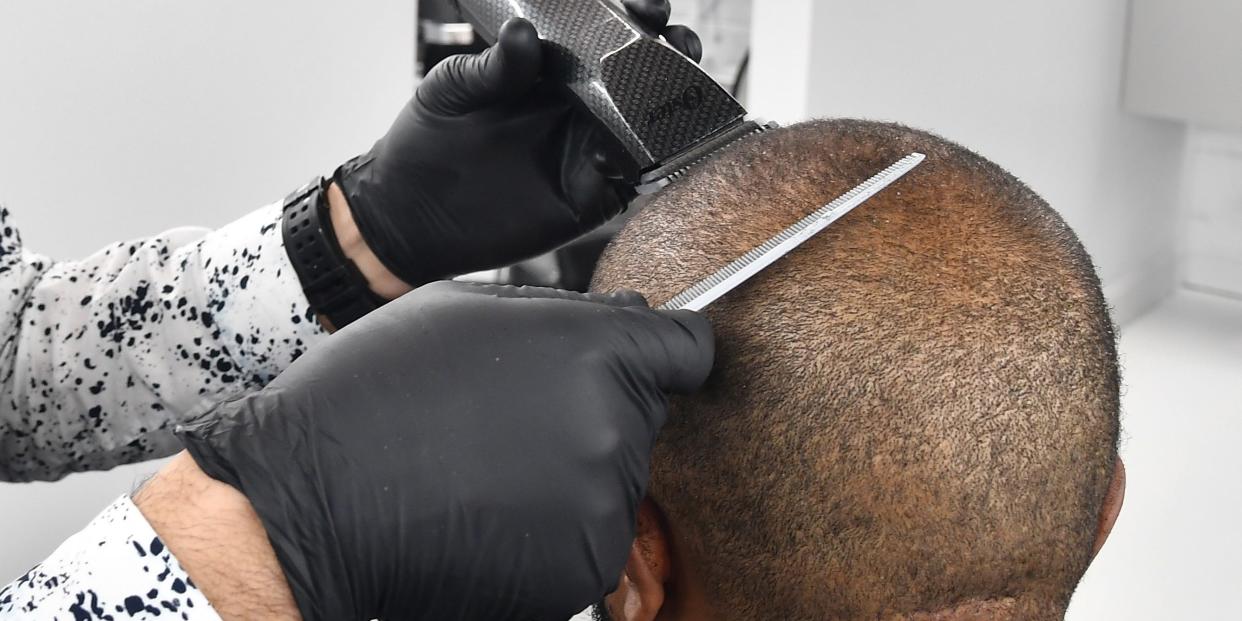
left=0, top=496, right=222, bottom=620
left=0, top=203, right=328, bottom=482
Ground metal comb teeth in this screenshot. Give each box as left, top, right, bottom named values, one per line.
left=658, top=152, right=927, bottom=311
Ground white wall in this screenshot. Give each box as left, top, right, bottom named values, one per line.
left=1180, top=128, right=1242, bottom=298
left=0, top=0, right=414, bottom=581
left=1124, top=0, right=1242, bottom=130
left=750, top=0, right=1187, bottom=325
left=1121, top=0, right=1242, bottom=301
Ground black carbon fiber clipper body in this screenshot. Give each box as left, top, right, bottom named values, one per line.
left=453, top=0, right=770, bottom=191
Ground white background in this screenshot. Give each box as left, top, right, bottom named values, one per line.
left=3, top=1, right=1240, bottom=619
left=0, top=0, right=415, bottom=580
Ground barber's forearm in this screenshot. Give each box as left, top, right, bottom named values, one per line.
left=327, top=182, right=413, bottom=301
left=133, top=452, right=301, bottom=621
left=0, top=203, right=328, bottom=482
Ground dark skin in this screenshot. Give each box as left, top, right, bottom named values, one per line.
left=598, top=460, right=1127, bottom=621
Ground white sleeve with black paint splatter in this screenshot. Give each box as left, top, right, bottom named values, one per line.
left=0, top=495, right=222, bottom=620
left=0, top=202, right=328, bottom=482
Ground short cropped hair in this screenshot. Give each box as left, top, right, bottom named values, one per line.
left=591, top=119, right=1120, bottom=620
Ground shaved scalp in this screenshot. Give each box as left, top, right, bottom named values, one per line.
left=591, top=120, right=1120, bottom=620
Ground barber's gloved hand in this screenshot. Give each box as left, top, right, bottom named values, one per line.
left=335, top=0, right=702, bottom=287
left=175, top=281, right=714, bottom=621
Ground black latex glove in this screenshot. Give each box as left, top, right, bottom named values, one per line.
left=335, top=0, right=702, bottom=287
left=175, top=281, right=714, bottom=621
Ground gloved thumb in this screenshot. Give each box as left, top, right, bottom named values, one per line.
left=418, top=17, right=542, bottom=116
left=617, top=307, right=716, bottom=396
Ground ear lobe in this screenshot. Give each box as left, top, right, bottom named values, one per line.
left=634, top=498, right=673, bottom=582
left=604, top=498, right=672, bottom=620
left=1092, top=456, right=1127, bottom=559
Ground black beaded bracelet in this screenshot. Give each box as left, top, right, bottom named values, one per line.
left=281, top=178, right=383, bottom=329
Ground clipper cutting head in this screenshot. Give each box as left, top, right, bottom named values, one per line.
left=635, top=118, right=776, bottom=194
left=454, top=0, right=774, bottom=191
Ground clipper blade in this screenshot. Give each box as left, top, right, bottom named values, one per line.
left=636, top=119, right=776, bottom=194
left=454, top=0, right=769, bottom=194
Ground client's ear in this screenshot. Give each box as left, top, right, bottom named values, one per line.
left=604, top=498, right=672, bottom=621
left=1092, top=456, right=1126, bottom=559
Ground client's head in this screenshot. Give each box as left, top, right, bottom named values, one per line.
left=589, top=119, right=1125, bottom=621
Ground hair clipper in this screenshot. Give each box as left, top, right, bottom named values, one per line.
left=452, top=0, right=774, bottom=193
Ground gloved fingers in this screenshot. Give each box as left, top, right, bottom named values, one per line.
left=174, top=392, right=272, bottom=492
left=587, top=115, right=642, bottom=182
left=498, top=284, right=645, bottom=307
left=616, top=307, right=715, bottom=396
left=589, top=147, right=640, bottom=207
left=431, top=280, right=649, bottom=308
left=621, top=0, right=703, bottom=62
left=662, top=24, right=703, bottom=62
left=554, top=114, right=631, bottom=227
left=592, top=149, right=624, bottom=180
left=599, top=288, right=650, bottom=308
left=622, top=0, right=671, bottom=32
left=417, top=17, right=542, bottom=116
left=566, top=157, right=629, bottom=227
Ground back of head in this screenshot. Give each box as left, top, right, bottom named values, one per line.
left=591, top=120, right=1120, bottom=620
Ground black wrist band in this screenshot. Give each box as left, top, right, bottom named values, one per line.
left=281, top=178, right=383, bottom=329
